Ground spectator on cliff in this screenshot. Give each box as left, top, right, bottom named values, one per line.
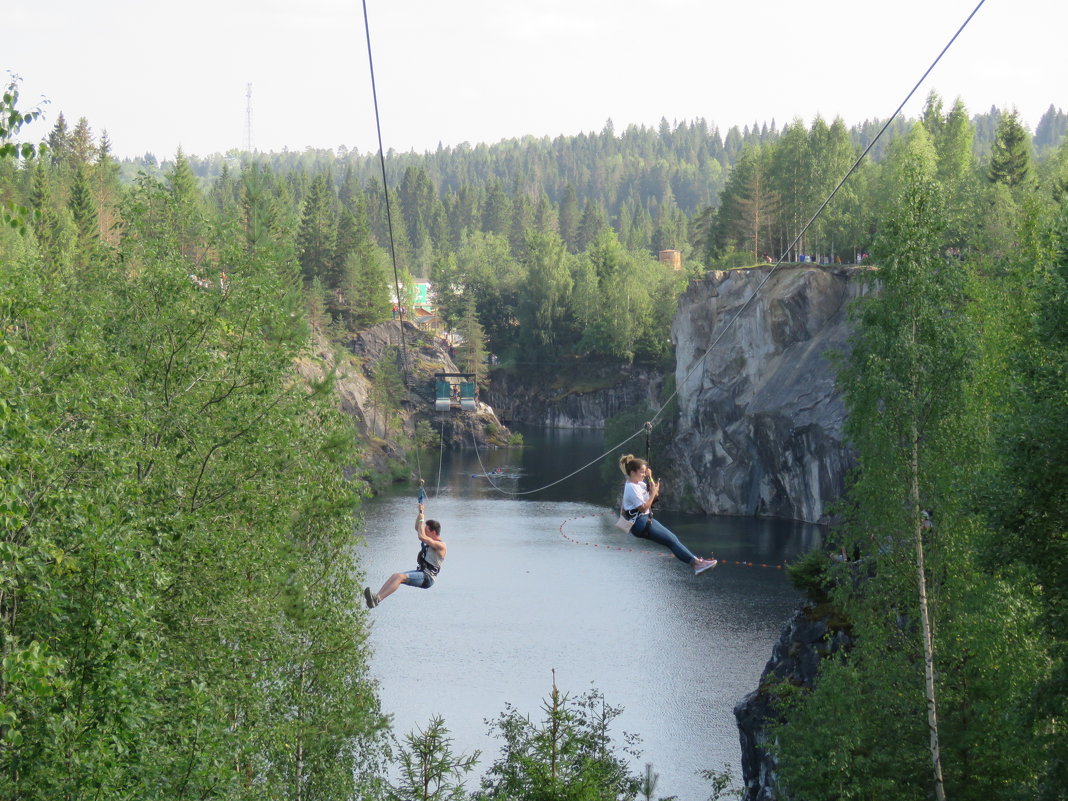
left=617, top=455, right=717, bottom=576
left=364, top=501, right=445, bottom=609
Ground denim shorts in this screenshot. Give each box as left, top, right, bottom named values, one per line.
left=403, top=570, right=435, bottom=589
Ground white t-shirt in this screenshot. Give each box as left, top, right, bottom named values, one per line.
left=622, top=480, right=649, bottom=513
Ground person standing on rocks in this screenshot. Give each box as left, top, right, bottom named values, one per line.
left=619, top=454, right=717, bottom=576
left=364, top=501, right=445, bottom=608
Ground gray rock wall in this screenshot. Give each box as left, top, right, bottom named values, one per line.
left=486, top=365, right=663, bottom=429
left=671, top=266, right=869, bottom=523
left=735, top=603, right=854, bottom=801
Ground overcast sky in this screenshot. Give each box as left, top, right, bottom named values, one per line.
left=6, top=0, right=1065, bottom=160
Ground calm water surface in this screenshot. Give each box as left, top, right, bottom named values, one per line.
left=357, top=427, right=820, bottom=800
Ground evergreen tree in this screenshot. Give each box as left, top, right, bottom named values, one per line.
left=989, top=109, right=1034, bottom=188
left=46, top=112, right=70, bottom=167
left=558, top=183, right=580, bottom=252
left=69, top=116, right=94, bottom=165
left=389, top=717, right=479, bottom=801
left=721, top=145, right=779, bottom=261
left=533, top=190, right=558, bottom=236
left=67, top=161, right=98, bottom=255
left=332, top=205, right=362, bottom=289
left=167, top=148, right=205, bottom=264
left=447, top=231, right=522, bottom=355
left=1033, top=104, right=1068, bottom=153
left=398, top=164, right=439, bottom=274
left=576, top=199, right=608, bottom=252
left=481, top=179, right=511, bottom=238
left=508, top=190, right=534, bottom=256
left=477, top=681, right=640, bottom=801
left=336, top=201, right=391, bottom=329
left=297, top=173, right=337, bottom=284
left=94, top=130, right=122, bottom=244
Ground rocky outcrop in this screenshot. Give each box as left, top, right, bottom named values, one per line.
left=294, top=321, right=510, bottom=475
left=485, top=363, right=664, bottom=429
left=735, top=604, right=854, bottom=801
left=670, top=266, right=870, bottom=523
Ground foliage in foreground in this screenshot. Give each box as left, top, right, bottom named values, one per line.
left=768, top=124, right=1059, bottom=801
left=0, top=142, right=387, bottom=799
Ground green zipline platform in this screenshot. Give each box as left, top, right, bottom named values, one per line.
left=434, top=373, right=477, bottom=412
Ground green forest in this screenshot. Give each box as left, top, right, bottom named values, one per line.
left=1, top=72, right=1067, bottom=800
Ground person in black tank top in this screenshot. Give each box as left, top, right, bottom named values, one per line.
left=364, top=501, right=446, bottom=609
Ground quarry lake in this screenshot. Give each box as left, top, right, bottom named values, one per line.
left=357, top=426, right=822, bottom=800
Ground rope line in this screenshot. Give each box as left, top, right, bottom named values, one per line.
left=464, top=0, right=986, bottom=498
left=470, top=423, right=646, bottom=496
left=558, top=512, right=785, bottom=569
left=360, top=0, right=421, bottom=482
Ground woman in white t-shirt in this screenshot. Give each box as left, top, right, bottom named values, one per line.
left=619, top=454, right=717, bottom=575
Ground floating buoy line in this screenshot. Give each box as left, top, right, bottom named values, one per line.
left=558, top=512, right=786, bottom=570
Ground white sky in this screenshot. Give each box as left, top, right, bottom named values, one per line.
left=6, top=0, right=1066, bottom=160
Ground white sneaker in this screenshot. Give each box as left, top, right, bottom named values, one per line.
left=694, top=559, right=718, bottom=575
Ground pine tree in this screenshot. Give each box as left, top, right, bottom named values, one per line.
left=576, top=200, right=608, bottom=252
left=558, top=183, right=580, bottom=252
left=69, top=116, right=95, bottom=166
left=1033, top=104, right=1068, bottom=152
left=68, top=162, right=98, bottom=254
left=94, top=130, right=122, bottom=244
left=989, top=110, right=1034, bottom=188
left=297, top=173, right=337, bottom=284
left=508, top=190, right=534, bottom=257
left=167, top=148, right=204, bottom=263
left=481, top=179, right=511, bottom=238
left=47, top=112, right=71, bottom=167
left=30, top=158, right=70, bottom=269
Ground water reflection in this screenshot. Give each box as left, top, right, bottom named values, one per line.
left=360, top=425, right=821, bottom=800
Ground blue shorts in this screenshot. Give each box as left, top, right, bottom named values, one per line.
left=402, top=570, right=435, bottom=589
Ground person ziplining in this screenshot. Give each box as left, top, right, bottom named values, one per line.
left=618, top=454, right=717, bottom=576
left=364, top=498, right=446, bottom=609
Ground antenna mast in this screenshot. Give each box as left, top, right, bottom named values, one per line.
left=245, top=83, right=253, bottom=152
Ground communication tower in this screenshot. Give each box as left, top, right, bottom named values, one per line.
left=245, top=83, right=254, bottom=152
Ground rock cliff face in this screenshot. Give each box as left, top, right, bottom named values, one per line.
left=734, top=603, right=854, bottom=801
left=670, top=266, right=869, bottom=523
left=295, top=321, right=510, bottom=476
left=485, top=364, right=664, bottom=429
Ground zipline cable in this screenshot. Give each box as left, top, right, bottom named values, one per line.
left=470, top=424, right=646, bottom=496
left=469, top=0, right=987, bottom=498
left=361, top=0, right=421, bottom=481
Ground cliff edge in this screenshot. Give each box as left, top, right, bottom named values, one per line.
left=671, top=266, right=870, bottom=522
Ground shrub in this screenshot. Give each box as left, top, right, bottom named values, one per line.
left=786, top=548, right=833, bottom=603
